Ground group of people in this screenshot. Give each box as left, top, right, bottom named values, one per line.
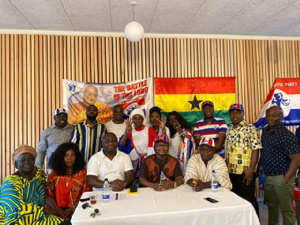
left=0, top=99, right=300, bottom=225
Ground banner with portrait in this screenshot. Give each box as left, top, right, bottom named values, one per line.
left=62, top=78, right=153, bottom=125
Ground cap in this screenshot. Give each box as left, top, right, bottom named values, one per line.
left=54, top=108, right=68, bottom=116
left=199, top=137, right=215, bottom=147
left=229, top=104, right=244, bottom=112
left=201, top=101, right=214, bottom=109
left=155, top=135, right=170, bottom=144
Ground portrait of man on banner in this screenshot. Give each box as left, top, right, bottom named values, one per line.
left=67, top=84, right=113, bottom=125
left=63, top=78, right=153, bottom=126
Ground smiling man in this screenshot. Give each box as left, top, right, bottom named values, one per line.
left=68, top=84, right=113, bottom=125
left=139, top=135, right=183, bottom=191
left=193, top=101, right=228, bottom=158
left=185, top=137, right=232, bottom=192
left=225, top=103, right=262, bottom=217
left=68, top=85, right=99, bottom=125
left=70, top=105, right=107, bottom=164
left=87, top=132, right=134, bottom=191
left=35, top=108, right=73, bottom=173
left=261, top=106, right=300, bottom=225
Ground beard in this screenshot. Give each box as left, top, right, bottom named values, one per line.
left=87, top=114, right=97, bottom=121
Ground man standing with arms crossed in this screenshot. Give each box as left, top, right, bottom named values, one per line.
left=261, top=106, right=300, bottom=225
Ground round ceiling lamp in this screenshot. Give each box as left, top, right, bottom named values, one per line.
left=124, top=1, right=144, bottom=42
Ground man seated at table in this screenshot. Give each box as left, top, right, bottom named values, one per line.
left=87, top=132, right=135, bottom=191
left=139, top=135, right=183, bottom=191
left=185, top=137, right=232, bottom=192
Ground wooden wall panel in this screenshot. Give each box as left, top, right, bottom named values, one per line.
left=0, top=34, right=300, bottom=182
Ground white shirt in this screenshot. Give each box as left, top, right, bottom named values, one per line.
left=169, top=133, right=181, bottom=158
left=184, top=154, right=232, bottom=190
left=105, top=120, right=126, bottom=141
left=129, top=126, right=151, bottom=161
left=87, top=149, right=133, bottom=184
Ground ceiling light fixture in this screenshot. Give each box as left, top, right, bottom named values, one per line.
left=124, top=1, right=144, bottom=42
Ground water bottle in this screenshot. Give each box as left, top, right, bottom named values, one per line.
left=102, top=178, right=110, bottom=202
left=211, top=170, right=218, bottom=192
left=160, top=170, right=167, bottom=183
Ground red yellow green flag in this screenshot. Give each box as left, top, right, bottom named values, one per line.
left=154, top=77, right=236, bottom=127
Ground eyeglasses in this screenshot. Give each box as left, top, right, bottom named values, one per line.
left=84, top=92, right=98, bottom=98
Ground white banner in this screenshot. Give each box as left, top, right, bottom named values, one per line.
left=63, top=78, right=153, bottom=125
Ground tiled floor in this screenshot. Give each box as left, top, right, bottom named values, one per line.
left=258, top=198, right=298, bottom=225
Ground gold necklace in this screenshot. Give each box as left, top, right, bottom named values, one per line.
left=63, top=175, right=73, bottom=187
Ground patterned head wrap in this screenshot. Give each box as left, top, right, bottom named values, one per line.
left=12, top=145, right=37, bottom=165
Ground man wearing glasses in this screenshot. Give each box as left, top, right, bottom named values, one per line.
left=139, top=135, right=184, bottom=191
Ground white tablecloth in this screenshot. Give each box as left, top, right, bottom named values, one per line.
left=71, top=185, right=260, bottom=225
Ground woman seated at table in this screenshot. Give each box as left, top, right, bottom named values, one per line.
left=119, top=108, right=158, bottom=177
left=166, top=111, right=196, bottom=172
left=149, top=106, right=170, bottom=138
left=47, top=142, right=91, bottom=219
left=0, top=145, right=64, bottom=224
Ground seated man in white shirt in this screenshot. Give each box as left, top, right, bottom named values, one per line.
left=87, top=132, right=135, bottom=191
left=185, top=137, right=232, bottom=192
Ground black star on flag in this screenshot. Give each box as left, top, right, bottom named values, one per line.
left=188, top=95, right=202, bottom=110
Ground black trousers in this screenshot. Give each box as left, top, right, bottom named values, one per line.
left=229, top=173, right=259, bottom=217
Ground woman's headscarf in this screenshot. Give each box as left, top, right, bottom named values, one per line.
left=129, top=108, right=146, bottom=125
left=12, top=145, right=37, bottom=166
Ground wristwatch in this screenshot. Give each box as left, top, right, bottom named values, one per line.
left=124, top=182, right=128, bottom=188
left=173, top=181, right=177, bottom=189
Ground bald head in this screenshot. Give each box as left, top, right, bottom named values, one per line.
left=83, top=85, right=98, bottom=105
left=84, top=85, right=98, bottom=93
left=266, top=105, right=283, bottom=116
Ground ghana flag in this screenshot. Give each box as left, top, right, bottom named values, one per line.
left=155, top=77, right=236, bottom=127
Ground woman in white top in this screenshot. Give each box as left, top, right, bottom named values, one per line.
left=118, top=108, right=158, bottom=177
left=166, top=111, right=196, bottom=173
left=149, top=106, right=170, bottom=138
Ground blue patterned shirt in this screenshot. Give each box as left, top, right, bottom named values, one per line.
left=70, top=121, right=107, bottom=164
left=261, top=124, right=300, bottom=176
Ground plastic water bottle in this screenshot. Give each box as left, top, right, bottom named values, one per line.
left=160, top=170, right=167, bottom=183
left=211, top=170, right=218, bottom=192
left=102, top=178, right=110, bottom=202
